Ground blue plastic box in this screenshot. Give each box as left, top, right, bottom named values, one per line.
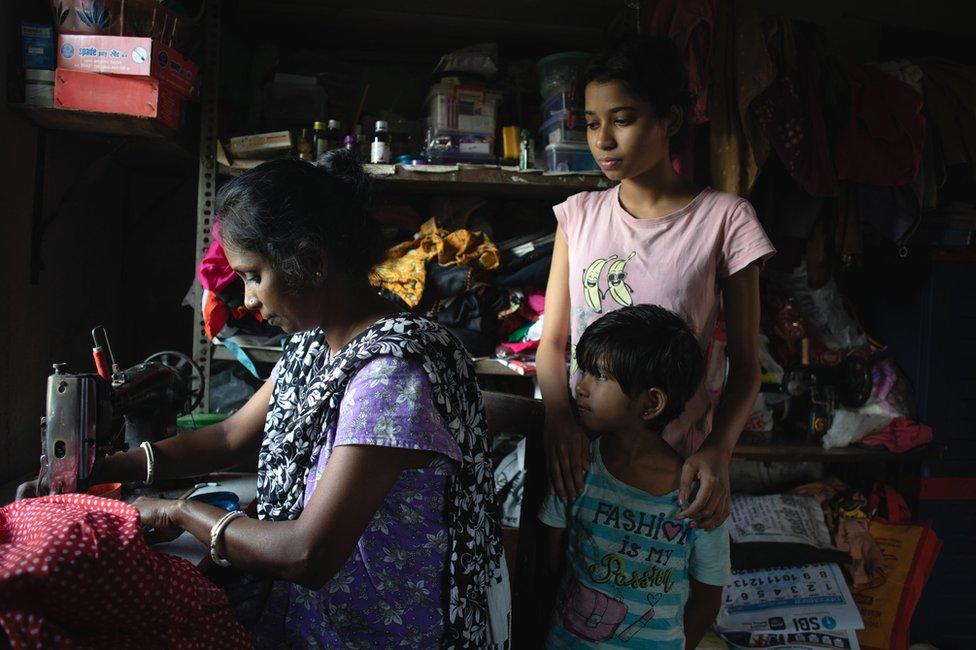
left=545, top=143, right=598, bottom=172
left=542, top=86, right=582, bottom=118
left=539, top=110, right=586, bottom=145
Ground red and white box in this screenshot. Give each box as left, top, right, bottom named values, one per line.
left=57, top=34, right=198, bottom=98
left=54, top=69, right=183, bottom=133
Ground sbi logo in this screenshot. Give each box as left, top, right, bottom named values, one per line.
left=132, top=47, right=148, bottom=64
left=792, top=616, right=838, bottom=632
left=60, top=43, right=74, bottom=58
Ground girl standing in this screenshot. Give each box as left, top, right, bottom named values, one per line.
left=537, top=37, right=776, bottom=529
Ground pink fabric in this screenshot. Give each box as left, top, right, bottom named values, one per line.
left=197, top=222, right=236, bottom=294
left=857, top=418, right=933, bottom=454
left=526, top=293, right=546, bottom=315
left=0, top=494, right=248, bottom=649
left=498, top=340, right=539, bottom=355
left=555, top=186, right=775, bottom=457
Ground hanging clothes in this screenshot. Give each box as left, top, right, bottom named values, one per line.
left=641, top=0, right=717, bottom=125
left=750, top=22, right=842, bottom=198
left=834, top=58, right=926, bottom=187
left=0, top=494, right=249, bottom=648
left=708, top=0, right=784, bottom=196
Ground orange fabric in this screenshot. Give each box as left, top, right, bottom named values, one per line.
left=368, top=218, right=500, bottom=308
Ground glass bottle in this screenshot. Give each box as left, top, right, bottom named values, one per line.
left=313, top=121, right=329, bottom=160
left=370, top=120, right=391, bottom=163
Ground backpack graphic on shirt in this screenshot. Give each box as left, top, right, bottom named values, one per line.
left=581, top=251, right=637, bottom=312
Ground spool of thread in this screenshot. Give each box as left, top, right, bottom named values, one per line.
left=501, top=125, right=520, bottom=161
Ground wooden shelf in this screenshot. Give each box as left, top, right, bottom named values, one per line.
left=372, top=166, right=612, bottom=198
left=212, top=345, right=531, bottom=376
left=474, top=358, right=531, bottom=377
left=11, top=103, right=179, bottom=139
left=733, top=433, right=942, bottom=463
left=10, top=103, right=197, bottom=173
left=203, top=343, right=938, bottom=464
left=219, top=161, right=612, bottom=197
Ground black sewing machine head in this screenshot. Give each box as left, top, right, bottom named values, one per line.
left=37, top=327, right=203, bottom=495
left=774, top=356, right=874, bottom=440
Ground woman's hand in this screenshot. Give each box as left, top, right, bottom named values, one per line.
left=677, top=446, right=732, bottom=530
left=544, top=413, right=590, bottom=504
left=133, top=497, right=185, bottom=545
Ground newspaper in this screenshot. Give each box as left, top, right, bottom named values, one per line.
left=729, top=494, right=834, bottom=548
left=718, top=629, right=861, bottom=650
left=716, top=563, right=863, bottom=635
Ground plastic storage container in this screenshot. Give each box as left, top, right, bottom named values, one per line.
left=542, top=85, right=582, bottom=118
left=539, top=109, right=586, bottom=145
left=546, top=142, right=598, bottom=172
left=425, top=129, right=496, bottom=164
left=536, top=52, right=590, bottom=99
left=426, top=83, right=501, bottom=135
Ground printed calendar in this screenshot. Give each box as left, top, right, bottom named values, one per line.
left=716, top=563, right=863, bottom=635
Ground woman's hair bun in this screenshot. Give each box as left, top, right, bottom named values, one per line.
left=317, top=147, right=371, bottom=207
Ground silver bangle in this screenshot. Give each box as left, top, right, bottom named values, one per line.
left=139, top=441, right=155, bottom=485
left=210, top=510, right=246, bottom=568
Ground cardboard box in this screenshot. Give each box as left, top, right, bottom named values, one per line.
left=57, top=34, right=198, bottom=98
left=226, top=131, right=294, bottom=159
left=54, top=69, right=183, bottom=133
left=21, top=22, right=55, bottom=69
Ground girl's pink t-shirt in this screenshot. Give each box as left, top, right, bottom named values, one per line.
left=555, top=185, right=776, bottom=457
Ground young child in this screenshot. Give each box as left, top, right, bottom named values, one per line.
left=539, top=305, right=729, bottom=649
left=538, top=37, right=776, bottom=527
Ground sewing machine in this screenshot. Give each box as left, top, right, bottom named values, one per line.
left=774, top=356, right=874, bottom=439
left=36, top=327, right=203, bottom=495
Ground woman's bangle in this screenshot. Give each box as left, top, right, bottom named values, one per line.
left=210, top=510, right=246, bottom=567
left=139, top=441, right=155, bottom=485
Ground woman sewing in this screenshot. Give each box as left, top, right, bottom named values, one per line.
left=27, top=152, right=507, bottom=648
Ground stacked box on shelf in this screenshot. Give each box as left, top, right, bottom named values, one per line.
left=54, top=68, right=184, bottom=131
left=539, top=110, right=586, bottom=145
left=54, top=34, right=199, bottom=134
left=21, top=23, right=56, bottom=106
left=539, top=84, right=594, bottom=171
left=425, top=82, right=499, bottom=164
left=546, top=142, right=598, bottom=172
left=542, top=85, right=581, bottom=117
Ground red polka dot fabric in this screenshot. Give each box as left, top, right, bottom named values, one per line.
left=0, top=494, right=250, bottom=649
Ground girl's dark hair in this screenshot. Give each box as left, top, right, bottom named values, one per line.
left=581, top=36, right=694, bottom=133
left=215, top=149, right=380, bottom=292
left=576, top=304, right=704, bottom=430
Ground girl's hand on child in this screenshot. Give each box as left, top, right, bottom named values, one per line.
left=545, top=414, right=590, bottom=504
left=677, top=447, right=731, bottom=530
